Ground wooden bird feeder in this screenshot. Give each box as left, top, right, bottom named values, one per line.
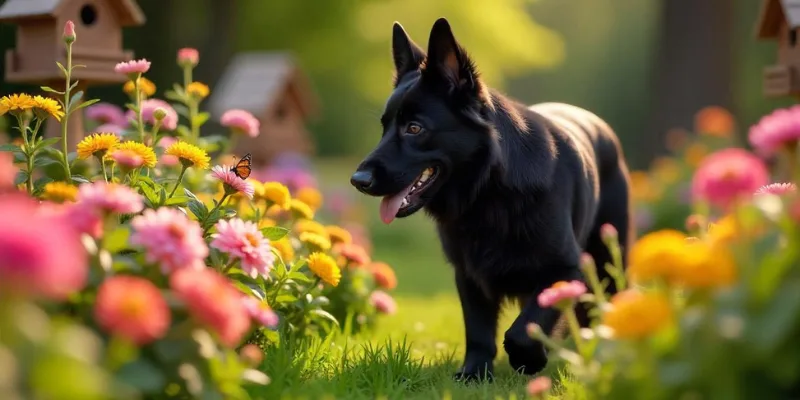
left=756, top=0, right=800, bottom=99
left=0, top=0, right=145, bottom=147
left=208, top=52, right=320, bottom=167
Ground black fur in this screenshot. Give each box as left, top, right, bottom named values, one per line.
left=351, top=18, right=633, bottom=381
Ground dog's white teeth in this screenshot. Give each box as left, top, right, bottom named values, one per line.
left=401, top=198, right=409, bottom=207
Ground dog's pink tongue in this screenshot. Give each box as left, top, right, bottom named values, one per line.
left=379, top=185, right=413, bottom=224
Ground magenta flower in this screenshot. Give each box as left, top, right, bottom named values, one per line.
left=537, top=280, right=587, bottom=308
left=241, top=296, right=279, bottom=328
left=126, top=99, right=178, bottom=131
left=221, top=109, right=260, bottom=137
left=370, top=290, right=397, bottom=315
left=130, top=207, right=208, bottom=274
left=210, top=218, right=275, bottom=278
left=115, top=59, right=151, bottom=76
left=157, top=136, right=180, bottom=167
left=0, top=194, right=87, bottom=300
left=691, top=148, right=769, bottom=210
left=527, top=376, right=552, bottom=397
left=85, top=102, right=127, bottom=126
left=749, top=105, right=800, bottom=156
left=63, top=204, right=103, bottom=238
left=755, top=182, right=798, bottom=196
left=94, top=123, right=125, bottom=136
left=177, top=48, right=199, bottom=67
left=77, top=181, right=144, bottom=215
left=211, top=165, right=255, bottom=199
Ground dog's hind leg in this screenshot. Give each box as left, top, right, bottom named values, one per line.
left=454, top=270, right=500, bottom=382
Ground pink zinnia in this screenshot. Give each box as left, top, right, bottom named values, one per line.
left=0, top=194, right=87, bottom=300
left=63, top=204, right=104, bottom=238
left=126, top=99, right=178, bottom=131
left=211, top=218, right=275, bottom=278
left=334, top=242, right=371, bottom=267
left=94, top=276, right=171, bottom=345
left=129, top=207, right=208, bottom=274
left=110, top=149, right=144, bottom=170
left=0, top=152, right=17, bottom=191
left=691, top=148, right=769, bottom=210
left=115, top=59, right=151, bottom=76
left=370, top=290, right=397, bottom=315
left=95, top=123, right=125, bottom=136
left=221, top=109, right=260, bottom=137
left=537, top=280, right=587, bottom=308
left=157, top=137, right=180, bottom=167
left=211, top=165, right=255, bottom=199
left=177, top=48, right=199, bottom=67
left=241, top=296, right=279, bottom=328
left=77, top=181, right=143, bottom=215
left=755, top=182, right=798, bottom=196
left=527, top=376, right=552, bottom=397
left=85, top=102, right=127, bottom=126
left=170, top=268, right=251, bottom=347
left=749, top=105, right=800, bottom=156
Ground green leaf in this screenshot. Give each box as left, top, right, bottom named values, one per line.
left=40, top=86, right=65, bottom=95
left=56, top=61, right=68, bottom=76
left=0, top=144, right=21, bottom=153
left=68, top=80, right=79, bottom=92
left=158, top=187, right=167, bottom=207
left=68, top=91, right=84, bottom=110
left=104, top=227, right=131, bottom=254
left=71, top=175, right=90, bottom=184
left=33, top=156, right=58, bottom=167
left=14, top=170, right=27, bottom=186
left=288, top=271, right=313, bottom=284
left=138, top=182, right=159, bottom=206
left=187, top=199, right=208, bottom=220
left=184, top=188, right=200, bottom=201
left=173, top=104, right=190, bottom=118
left=261, top=226, right=289, bottom=241
left=310, top=309, right=340, bottom=327
left=274, top=294, right=298, bottom=303
left=192, top=112, right=210, bottom=127
left=34, top=137, right=61, bottom=151
left=72, top=98, right=101, bottom=112
left=116, top=360, right=166, bottom=392
left=175, top=125, right=191, bottom=138
left=165, top=196, right=190, bottom=206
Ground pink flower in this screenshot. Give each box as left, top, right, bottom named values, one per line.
left=85, top=102, right=127, bottom=126
left=221, top=109, right=260, bottom=137
left=0, top=194, right=87, bottom=300
left=170, top=268, right=251, bottom=347
left=600, top=223, right=618, bottom=244
left=177, top=48, right=199, bottom=67
left=126, top=99, right=178, bottom=131
left=94, top=276, right=171, bottom=345
left=241, top=296, right=279, bottom=328
left=527, top=376, right=552, bottom=397
left=158, top=137, right=180, bottom=166
left=749, top=105, right=800, bottom=156
left=115, top=59, right=151, bottom=76
left=95, top=123, right=125, bottom=136
left=211, top=165, right=255, bottom=199
left=110, top=149, right=144, bottom=170
left=129, top=207, right=208, bottom=274
left=210, top=218, right=275, bottom=278
left=63, top=20, right=76, bottom=42
left=63, top=204, right=103, bottom=238
left=77, top=181, right=143, bottom=214
left=691, top=148, right=769, bottom=210
left=370, top=290, right=397, bottom=315
left=537, top=280, right=587, bottom=308
left=755, top=182, right=798, bottom=196
left=0, top=152, right=17, bottom=191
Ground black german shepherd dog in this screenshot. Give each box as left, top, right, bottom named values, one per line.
left=350, top=18, right=633, bottom=381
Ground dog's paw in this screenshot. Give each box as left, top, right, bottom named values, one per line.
left=453, top=363, right=494, bottom=383
left=503, top=332, right=548, bottom=375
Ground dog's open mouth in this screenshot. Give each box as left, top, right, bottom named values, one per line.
left=379, top=167, right=438, bottom=224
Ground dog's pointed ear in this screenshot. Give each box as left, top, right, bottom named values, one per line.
left=424, top=18, right=479, bottom=93
left=392, top=22, right=425, bottom=84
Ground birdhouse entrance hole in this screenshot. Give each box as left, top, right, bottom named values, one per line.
left=80, top=4, right=98, bottom=26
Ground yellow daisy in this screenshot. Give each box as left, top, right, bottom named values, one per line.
left=295, top=187, right=323, bottom=212
left=299, top=231, right=331, bottom=252
left=123, top=77, right=157, bottom=97
left=107, top=141, right=157, bottom=168
left=272, top=237, right=295, bottom=262
left=259, top=217, right=277, bottom=228
left=0, top=93, right=35, bottom=116
left=307, top=252, right=341, bottom=287
left=294, top=219, right=329, bottom=238
left=41, top=181, right=78, bottom=203
left=289, top=199, right=314, bottom=220
left=77, top=133, right=120, bottom=159
left=325, top=225, right=352, bottom=245
left=186, top=82, right=210, bottom=99
left=164, top=141, right=210, bottom=169
left=31, top=95, right=64, bottom=121
left=259, top=182, right=291, bottom=209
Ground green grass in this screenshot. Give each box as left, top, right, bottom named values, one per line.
left=253, top=158, right=581, bottom=399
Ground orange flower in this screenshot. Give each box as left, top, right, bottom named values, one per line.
left=694, top=106, right=735, bottom=137
left=334, top=242, right=371, bottom=267
left=94, top=276, right=171, bottom=345
left=370, top=262, right=397, bottom=290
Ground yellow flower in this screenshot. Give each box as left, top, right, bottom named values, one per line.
left=123, top=77, right=156, bottom=97
left=295, top=187, right=323, bottom=211
left=0, top=93, right=35, bottom=116
left=259, top=217, right=277, bottom=228
left=628, top=230, right=695, bottom=285
left=164, top=141, right=210, bottom=169
left=289, top=199, right=314, bottom=220
left=684, top=143, right=708, bottom=168
left=186, top=82, right=210, bottom=99
left=259, top=182, right=292, bottom=209
left=41, top=181, right=78, bottom=203
left=294, top=219, right=329, bottom=237
left=77, top=133, right=120, bottom=159
left=676, top=238, right=737, bottom=288
left=629, top=171, right=661, bottom=202
left=650, top=157, right=681, bottom=185
left=299, top=231, right=331, bottom=252
left=325, top=225, right=352, bottom=245
left=272, top=237, right=295, bottom=262
left=602, top=290, right=673, bottom=340
left=307, top=252, right=341, bottom=286
left=108, top=141, right=157, bottom=168
left=31, top=95, right=64, bottom=121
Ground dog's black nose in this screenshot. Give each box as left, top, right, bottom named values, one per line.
left=350, top=170, right=374, bottom=191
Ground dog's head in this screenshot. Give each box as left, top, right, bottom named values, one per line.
left=350, top=18, right=499, bottom=224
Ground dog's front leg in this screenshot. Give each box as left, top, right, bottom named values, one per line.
left=454, top=270, right=500, bottom=382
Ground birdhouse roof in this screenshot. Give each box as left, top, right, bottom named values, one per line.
left=756, top=0, right=800, bottom=39
left=0, top=0, right=145, bottom=26
left=208, top=52, right=319, bottom=120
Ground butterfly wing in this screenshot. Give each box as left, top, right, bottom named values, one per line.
left=231, top=153, right=252, bottom=179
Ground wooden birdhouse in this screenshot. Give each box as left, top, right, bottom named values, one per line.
left=756, top=0, right=800, bottom=98
left=208, top=52, right=319, bottom=167
left=0, top=0, right=145, bottom=146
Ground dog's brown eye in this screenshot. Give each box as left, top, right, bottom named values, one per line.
left=406, top=123, right=423, bottom=135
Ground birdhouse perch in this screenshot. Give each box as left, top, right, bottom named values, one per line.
left=755, top=0, right=800, bottom=99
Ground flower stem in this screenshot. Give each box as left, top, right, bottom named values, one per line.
left=563, top=305, right=588, bottom=357
left=135, top=75, right=145, bottom=144
left=25, top=118, right=44, bottom=194
left=100, top=159, right=109, bottom=183
left=300, top=276, right=322, bottom=299
left=222, top=259, right=237, bottom=274
left=202, top=193, right=230, bottom=236
left=168, top=165, right=188, bottom=199
left=61, top=43, right=74, bottom=181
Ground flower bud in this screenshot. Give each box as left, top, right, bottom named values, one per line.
left=177, top=48, right=199, bottom=68
left=580, top=252, right=595, bottom=270
left=153, top=107, right=167, bottom=121
left=600, top=223, right=618, bottom=245
left=685, top=214, right=706, bottom=233
left=239, top=344, right=264, bottom=367
left=63, top=20, right=76, bottom=44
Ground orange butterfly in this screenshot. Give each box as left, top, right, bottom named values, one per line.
left=230, top=153, right=252, bottom=180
